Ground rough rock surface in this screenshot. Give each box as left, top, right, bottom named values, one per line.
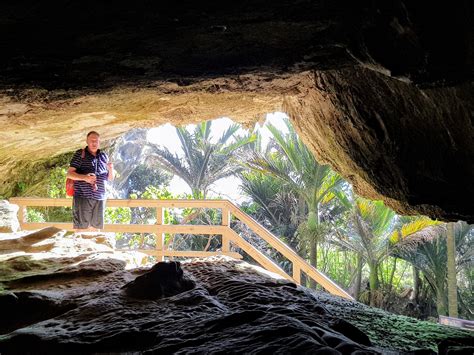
left=0, top=1, right=473, bottom=222
left=285, top=69, right=474, bottom=222
left=0, top=229, right=472, bottom=353
left=122, top=261, right=196, bottom=299
left=0, top=200, right=19, bottom=233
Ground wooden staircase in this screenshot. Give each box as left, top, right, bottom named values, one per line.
left=9, top=197, right=353, bottom=300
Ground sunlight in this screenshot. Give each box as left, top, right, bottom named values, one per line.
left=145, top=112, right=290, bottom=201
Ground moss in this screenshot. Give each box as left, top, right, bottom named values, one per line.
left=0, top=255, right=66, bottom=283
left=317, top=292, right=473, bottom=352
left=6, top=151, right=74, bottom=198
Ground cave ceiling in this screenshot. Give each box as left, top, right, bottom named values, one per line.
left=0, top=1, right=472, bottom=222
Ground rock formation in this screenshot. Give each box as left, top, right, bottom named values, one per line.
left=122, top=261, right=196, bottom=299
left=0, top=201, right=19, bottom=233
left=0, top=1, right=472, bottom=222
left=0, top=228, right=473, bottom=353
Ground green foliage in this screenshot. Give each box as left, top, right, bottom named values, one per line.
left=113, top=186, right=185, bottom=249
left=26, top=208, right=45, bottom=223
left=27, top=166, right=71, bottom=222
left=239, top=201, right=260, bottom=216
left=239, top=170, right=301, bottom=247
left=123, top=164, right=172, bottom=198
left=394, top=221, right=473, bottom=317
left=105, top=206, right=132, bottom=224
left=317, top=245, right=359, bottom=289
left=243, top=118, right=348, bottom=274
left=15, top=181, right=27, bottom=194
left=246, top=118, right=345, bottom=211
left=148, top=120, right=255, bottom=198
left=8, top=151, right=74, bottom=198
left=48, top=166, right=67, bottom=198
left=332, top=198, right=441, bottom=306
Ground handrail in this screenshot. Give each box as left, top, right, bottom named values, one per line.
left=9, top=197, right=227, bottom=208
left=225, top=201, right=353, bottom=299
left=9, top=197, right=353, bottom=300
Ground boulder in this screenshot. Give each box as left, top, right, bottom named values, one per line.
left=0, top=200, right=19, bottom=233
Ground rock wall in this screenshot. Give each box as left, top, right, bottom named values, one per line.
left=1, top=229, right=472, bottom=353
left=0, top=1, right=472, bottom=221
left=285, top=69, right=474, bottom=221
left=0, top=200, right=19, bottom=233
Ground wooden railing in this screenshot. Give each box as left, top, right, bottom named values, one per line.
left=9, top=197, right=353, bottom=300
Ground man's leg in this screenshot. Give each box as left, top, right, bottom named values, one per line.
left=73, top=196, right=93, bottom=231
left=90, top=199, right=105, bottom=231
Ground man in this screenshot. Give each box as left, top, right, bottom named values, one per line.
left=67, top=131, right=114, bottom=231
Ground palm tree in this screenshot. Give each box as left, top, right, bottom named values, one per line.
left=148, top=121, right=255, bottom=198
left=240, top=170, right=303, bottom=250
left=245, top=118, right=346, bottom=273
left=395, top=221, right=473, bottom=316
left=239, top=132, right=304, bottom=250
left=146, top=121, right=255, bottom=253
left=335, top=198, right=442, bottom=306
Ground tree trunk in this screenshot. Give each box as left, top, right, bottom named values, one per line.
left=307, top=208, right=319, bottom=289
left=387, top=257, right=398, bottom=294
left=309, top=238, right=317, bottom=289
left=368, top=261, right=379, bottom=307
left=446, top=222, right=458, bottom=317
left=412, top=266, right=420, bottom=304
left=354, top=253, right=363, bottom=300
left=435, top=285, right=448, bottom=316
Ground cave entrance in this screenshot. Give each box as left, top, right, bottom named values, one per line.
left=111, top=112, right=289, bottom=202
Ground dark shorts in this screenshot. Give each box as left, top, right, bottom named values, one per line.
left=73, top=196, right=105, bottom=229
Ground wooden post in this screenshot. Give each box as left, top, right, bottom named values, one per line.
left=293, top=264, right=301, bottom=285
left=17, top=204, right=26, bottom=230
left=155, top=207, right=165, bottom=261
left=221, top=207, right=231, bottom=253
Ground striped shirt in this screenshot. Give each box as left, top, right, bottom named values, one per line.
left=70, top=147, right=109, bottom=200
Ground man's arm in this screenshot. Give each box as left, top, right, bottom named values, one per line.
left=67, top=167, right=96, bottom=184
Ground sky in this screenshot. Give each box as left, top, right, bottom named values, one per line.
left=146, top=112, right=289, bottom=202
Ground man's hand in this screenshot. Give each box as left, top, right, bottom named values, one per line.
left=84, top=174, right=96, bottom=185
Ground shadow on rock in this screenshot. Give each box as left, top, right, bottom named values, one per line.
left=0, top=291, right=76, bottom=334
left=122, top=261, right=195, bottom=299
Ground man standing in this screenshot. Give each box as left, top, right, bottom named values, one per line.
left=67, top=131, right=114, bottom=231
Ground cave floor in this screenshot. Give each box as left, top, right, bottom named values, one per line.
left=0, top=229, right=472, bottom=354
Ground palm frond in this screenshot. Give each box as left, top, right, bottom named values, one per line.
left=357, top=198, right=395, bottom=238
left=219, top=133, right=256, bottom=156
left=217, top=123, right=240, bottom=145
left=389, top=217, right=445, bottom=246
left=196, top=121, right=212, bottom=142
left=176, top=126, right=197, bottom=167
left=147, top=145, right=193, bottom=186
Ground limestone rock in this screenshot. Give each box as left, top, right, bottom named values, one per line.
left=285, top=68, right=474, bottom=222
left=122, top=261, right=195, bottom=299
left=0, top=227, right=62, bottom=252
left=0, top=1, right=472, bottom=222
left=330, top=318, right=371, bottom=347
left=0, top=200, right=19, bottom=233
left=0, top=233, right=472, bottom=353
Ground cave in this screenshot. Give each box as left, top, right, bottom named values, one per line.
left=0, top=0, right=473, bottom=353
left=0, top=0, right=472, bottom=222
